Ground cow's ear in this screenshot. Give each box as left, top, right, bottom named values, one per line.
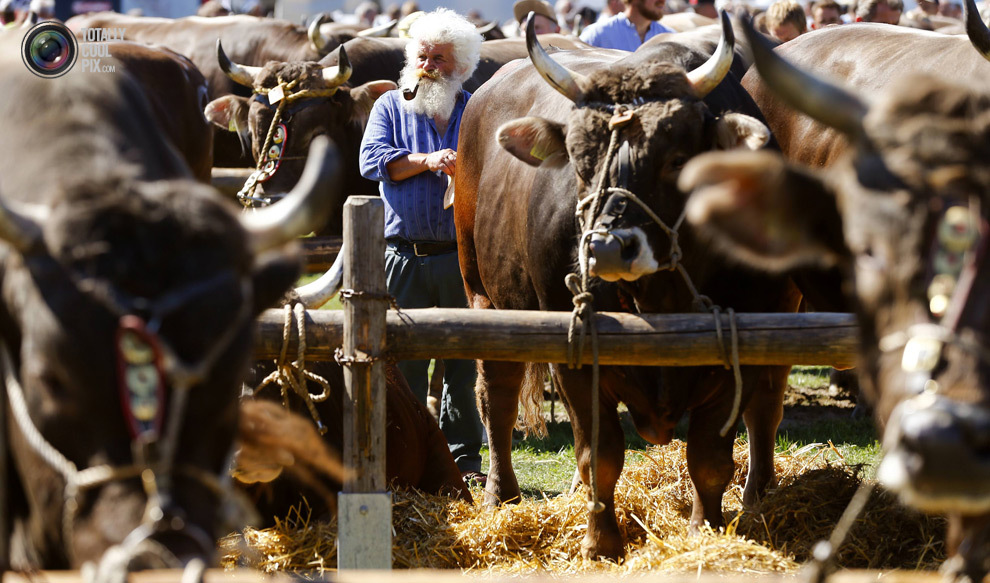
left=714, top=113, right=771, bottom=151
left=680, top=150, right=846, bottom=271
left=496, top=117, right=567, bottom=167
left=205, top=95, right=250, bottom=134
left=350, top=81, right=398, bottom=118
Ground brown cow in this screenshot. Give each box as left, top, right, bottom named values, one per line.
left=237, top=357, right=471, bottom=521
left=0, top=33, right=340, bottom=575
left=455, top=14, right=800, bottom=560
left=206, top=34, right=588, bottom=235
left=104, top=41, right=214, bottom=182
left=679, top=11, right=990, bottom=582
left=65, top=12, right=350, bottom=167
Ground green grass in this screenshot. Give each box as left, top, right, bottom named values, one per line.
left=481, top=366, right=883, bottom=498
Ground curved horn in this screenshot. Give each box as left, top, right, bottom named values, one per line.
left=357, top=18, right=398, bottom=37
left=476, top=20, right=499, bottom=36
left=526, top=11, right=587, bottom=102
left=241, top=136, right=341, bottom=254
left=964, top=0, right=990, bottom=61
left=0, top=190, right=47, bottom=254
left=308, top=13, right=331, bottom=52
left=738, top=13, right=867, bottom=138
left=217, top=39, right=261, bottom=88
left=684, top=11, right=734, bottom=98
left=294, top=248, right=343, bottom=308
left=322, top=44, right=353, bottom=88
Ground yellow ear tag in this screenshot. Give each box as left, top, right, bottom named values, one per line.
left=529, top=144, right=549, bottom=161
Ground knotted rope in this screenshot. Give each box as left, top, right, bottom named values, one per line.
left=254, top=301, right=332, bottom=434
left=238, top=78, right=341, bottom=206
left=565, top=107, right=746, bottom=512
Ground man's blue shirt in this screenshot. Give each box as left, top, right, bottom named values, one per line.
left=359, top=89, right=470, bottom=243
left=579, top=13, right=672, bottom=50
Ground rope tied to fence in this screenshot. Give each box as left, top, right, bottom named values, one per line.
left=255, top=301, right=331, bottom=435
left=563, top=125, right=627, bottom=514
left=595, top=183, right=744, bottom=436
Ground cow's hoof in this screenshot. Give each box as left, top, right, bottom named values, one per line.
left=580, top=534, right=624, bottom=562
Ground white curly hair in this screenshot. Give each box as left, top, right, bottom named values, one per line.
left=404, top=8, right=483, bottom=82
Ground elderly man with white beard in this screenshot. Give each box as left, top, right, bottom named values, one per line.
left=359, top=8, right=486, bottom=489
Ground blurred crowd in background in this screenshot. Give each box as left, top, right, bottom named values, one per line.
left=1, top=0, right=981, bottom=44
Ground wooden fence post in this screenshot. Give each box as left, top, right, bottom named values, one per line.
left=337, top=196, right=391, bottom=571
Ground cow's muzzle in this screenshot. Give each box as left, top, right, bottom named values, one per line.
left=586, top=190, right=660, bottom=281
left=878, top=392, right=990, bottom=515
left=588, top=230, right=644, bottom=281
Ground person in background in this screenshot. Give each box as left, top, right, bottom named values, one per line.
left=765, top=0, right=807, bottom=41
left=597, top=0, right=625, bottom=21
left=572, top=5, right=599, bottom=33
left=691, top=0, right=719, bottom=19
left=354, top=0, right=380, bottom=27
left=359, top=8, right=487, bottom=489
left=219, top=0, right=263, bottom=16
left=580, top=0, right=672, bottom=50
left=0, top=0, right=27, bottom=26
left=855, top=0, right=902, bottom=23
left=555, top=0, right=574, bottom=30
left=400, top=0, right=420, bottom=18
left=513, top=0, right=561, bottom=34
left=810, top=0, right=843, bottom=27
left=937, top=0, right=961, bottom=19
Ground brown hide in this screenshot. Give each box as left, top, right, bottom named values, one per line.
left=455, top=42, right=800, bottom=561
left=65, top=12, right=346, bottom=167
left=741, top=23, right=990, bottom=168
left=681, top=17, right=990, bottom=580
left=242, top=359, right=471, bottom=521
left=105, top=41, right=214, bottom=182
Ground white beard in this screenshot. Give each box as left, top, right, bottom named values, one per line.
left=399, top=64, right=463, bottom=121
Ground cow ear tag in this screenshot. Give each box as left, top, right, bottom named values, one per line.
left=117, top=315, right=166, bottom=440
left=268, top=84, right=285, bottom=105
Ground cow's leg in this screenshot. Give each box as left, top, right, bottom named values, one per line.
left=741, top=365, right=789, bottom=506
left=477, top=357, right=526, bottom=506
left=685, top=370, right=738, bottom=531
left=554, top=365, right=626, bottom=561
left=943, top=515, right=990, bottom=583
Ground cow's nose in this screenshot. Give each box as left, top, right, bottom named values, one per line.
left=898, top=395, right=990, bottom=459
left=879, top=393, right=990, bottom=510
left=588, top=231, right=638, bottom=277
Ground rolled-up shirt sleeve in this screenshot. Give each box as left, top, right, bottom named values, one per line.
left=359, top=93, right=411, bottom=185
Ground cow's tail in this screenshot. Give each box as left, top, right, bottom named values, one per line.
left=516, top=362, right=549, bottom=438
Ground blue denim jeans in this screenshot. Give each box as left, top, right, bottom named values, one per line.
left=384, top=244, right=483, bottom=473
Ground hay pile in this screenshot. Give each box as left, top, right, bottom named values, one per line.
left=219, top=439, right=945, bottom=576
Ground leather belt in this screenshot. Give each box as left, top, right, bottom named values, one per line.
left=386, top=238, right=458, bottom=257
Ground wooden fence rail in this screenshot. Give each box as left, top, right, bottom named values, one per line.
left=255, top=308, right=859, bottom=369
left=1, top=568, right=954, bottom=583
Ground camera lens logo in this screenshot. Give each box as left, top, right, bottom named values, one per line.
left=21, top=22, right=78, bottom=78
